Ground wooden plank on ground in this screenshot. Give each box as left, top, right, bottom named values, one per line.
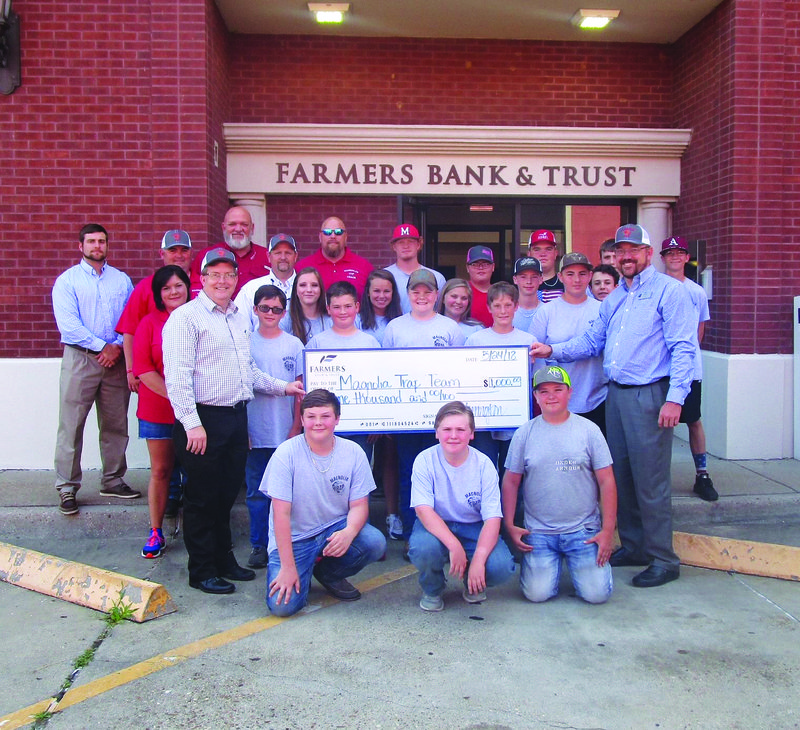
left=674, top=531, right=800, bottom=582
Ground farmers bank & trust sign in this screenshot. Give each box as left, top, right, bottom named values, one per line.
left=224, top=124, right=692, bottom=197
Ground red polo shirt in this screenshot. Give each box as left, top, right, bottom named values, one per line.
left=295, top=248, right=373, bottom=298
left=116, top=274, right=156, bottom=336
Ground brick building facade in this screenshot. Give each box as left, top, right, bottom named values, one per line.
left=1, top=0, right=796, bottom=461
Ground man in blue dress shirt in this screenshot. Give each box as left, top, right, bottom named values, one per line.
left=52, top=223, right=137, bottom=516
left=530, top=224, right=695, bottom=588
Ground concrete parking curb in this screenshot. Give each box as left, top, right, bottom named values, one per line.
left=0, top=541, right=177, bottom=622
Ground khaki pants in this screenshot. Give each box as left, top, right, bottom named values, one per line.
left=54, top=346, right=130, bottom=493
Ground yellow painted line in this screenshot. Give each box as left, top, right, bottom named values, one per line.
left=0, top=564, right=417, bottom=730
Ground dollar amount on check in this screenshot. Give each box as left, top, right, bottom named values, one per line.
left=304, top=346, right=532, bottom=433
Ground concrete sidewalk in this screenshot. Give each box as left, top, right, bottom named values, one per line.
left=1, top=437, right=799, bottom=729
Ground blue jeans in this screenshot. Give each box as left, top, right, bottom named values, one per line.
left=266, top=519, right=386, bottom=617
left=396, top=432, right=437, bottom=539
left=245, top=447, right=276, bottom=549
left=408, top=520, right=516, bottom=597
left=520, top=527, right=612, bottom=604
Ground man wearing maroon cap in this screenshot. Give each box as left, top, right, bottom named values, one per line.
left=295, top=216, right=373, bottom=298
left=660, top=236, right=717, bottom=501
left=528, top=230, right=564, bottom=304
left=189, top=206, right=270, bottom=298
left=465, top=245, right=495, bottom=328
left=385, top=223, right=446, bottom=313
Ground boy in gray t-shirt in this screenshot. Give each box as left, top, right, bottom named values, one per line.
left=306, top=281, right=381, bottom=460
left=465, top=281, right=535, bottom=476
left=409, top=401, right=515, bottom=611
left=261, top=389, right=386, bottom=617
left=381, top=269, right=466, bottom=545
left=245, top=285, right=304, bottom=569
left=502, top=366, right=617, bottom=605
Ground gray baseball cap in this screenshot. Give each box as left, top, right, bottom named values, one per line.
left=559, top=252, right=592, bottom=271
left=533, top=365, right=572, bottom=390
left=614, top=224, right=651, bottom=247
left=407, top=269, right=438, bottom=290
left=161, top=229, right=192, bottom=249
left=201, top=248, right=237, bottom=270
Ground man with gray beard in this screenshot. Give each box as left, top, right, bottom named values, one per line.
left=190, top=206, right=270, bottom=297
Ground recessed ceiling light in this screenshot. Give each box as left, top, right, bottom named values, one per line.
left=571, top=9, right=620, bottom=30
left=308, top=3, right=350, bottom=24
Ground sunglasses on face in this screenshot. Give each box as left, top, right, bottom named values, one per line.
left=321, top=228, right=345, bottom=236
left=256, top=305, right=285, bottom=314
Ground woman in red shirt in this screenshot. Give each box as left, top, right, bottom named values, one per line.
left=133, top=265, right=190, bottom=558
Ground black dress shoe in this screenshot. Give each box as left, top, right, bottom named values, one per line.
left=313, top=567, right=361, bottom=601
left=190, top=577, right=235, bottom=594
left=221, top=563, right=256, bottom=582
left=632, top=565, right=680, bottom=588
left=609, top=547, right=649, bottom=567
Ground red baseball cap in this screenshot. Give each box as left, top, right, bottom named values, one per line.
left=390, top=224, right=420, bottom=242
left=528, top=230, right=557, bottom=246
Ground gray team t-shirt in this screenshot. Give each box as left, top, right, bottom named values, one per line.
left=682, top=277, right=709, bottom=381
left=411, top=445, right=502, bottom=523
left=512, top=305, right=540, bottom=334
left=306, top=328, right=381, bottom=351
left=530, top=296, right=607, bottom=414
left=383, top=313, right=466, bottom=348
left=504, top=414, right=612, bottom=534
left=247, top=330, right=304, bottom=448
left=262, top=434, right=377, bottom=553
left=465, top=327, right=536, bottom=441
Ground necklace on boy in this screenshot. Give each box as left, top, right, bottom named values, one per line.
left=305, top=435, right=336, bottom=474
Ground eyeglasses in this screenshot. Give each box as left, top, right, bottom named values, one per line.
left=468, top=260, right=492, bottom=268
left=321, top=228, right=345, bottom=236
left=256, top=305, right=285, bottom=314
left=203, top=271, right=238, bottom=281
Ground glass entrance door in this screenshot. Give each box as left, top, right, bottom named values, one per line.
left=402, top=196, right=636, bottom=281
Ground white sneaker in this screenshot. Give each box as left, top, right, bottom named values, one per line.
left=386, top=514, right=403, bottom=541
left=462, top=586, right=487, bottom=604
left=420, top=593, right=444, bottom=612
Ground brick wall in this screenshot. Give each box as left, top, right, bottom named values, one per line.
left=266, top=195, right=399, bottom=268
left=672, top=0, right=797, bottom=355
left=1, top=0, right=228, bottom=358
left=229, top=36, right=672, bottom=128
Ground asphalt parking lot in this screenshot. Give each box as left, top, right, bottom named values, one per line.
left=1, top=438, right=798, bottom=729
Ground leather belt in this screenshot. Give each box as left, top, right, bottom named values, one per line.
left=66, top=343, right=101, bottom=355
left=609, top=376, right=669, bottom=390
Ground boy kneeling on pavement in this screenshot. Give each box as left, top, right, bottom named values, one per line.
left=409, top=401, right=516, bottom=612
left=502, top=366, right=617, bottom=604
left=262, top=389, right=386, bottom=617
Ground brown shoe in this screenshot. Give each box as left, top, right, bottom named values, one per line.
left=99, top=483, right=141, bottom=499
left=59, top=491, right=79, bottom=515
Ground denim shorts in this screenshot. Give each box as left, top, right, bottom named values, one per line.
left=138, top=419, right=173, bottom=440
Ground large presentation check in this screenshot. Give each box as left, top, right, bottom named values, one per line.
left=304, top=346, right=532, bottom=433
